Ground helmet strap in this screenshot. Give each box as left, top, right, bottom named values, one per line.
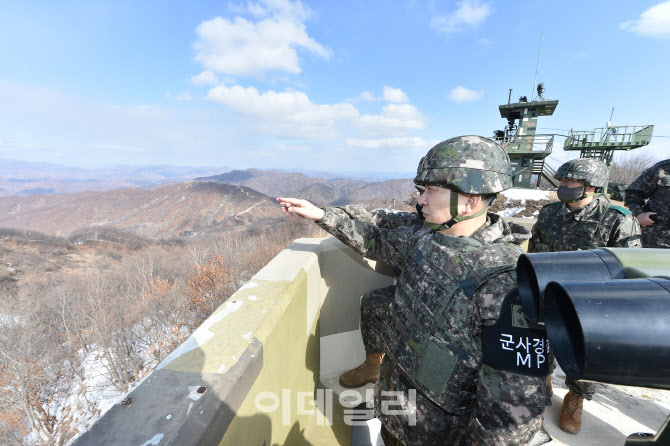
left=423, top=191, right=491, bottom=231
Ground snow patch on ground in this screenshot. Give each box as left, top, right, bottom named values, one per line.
left=497, top=206, right=525, bottom=218
left=64, top=350, right=133, bottom=445
left=502, top=188, right=551, bottom=201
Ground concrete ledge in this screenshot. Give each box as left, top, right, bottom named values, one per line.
left=72, top=237, right=394, bottom=446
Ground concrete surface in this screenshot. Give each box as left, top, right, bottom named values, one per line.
left=347, top=364, right=670, bottom=446
left=538, top=366, right=670, bottom=445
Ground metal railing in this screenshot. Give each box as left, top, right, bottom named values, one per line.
left=504, top=134, right=555, bottom=153
left=564, top=125, right=654, bottom=151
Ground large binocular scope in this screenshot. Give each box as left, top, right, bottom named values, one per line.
left=517, top=248, right=670, bottom=389
left=517, top=248, right=670, bottom=444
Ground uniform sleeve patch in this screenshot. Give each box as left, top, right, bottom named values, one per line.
left=482, top=290, right=550, bottom=377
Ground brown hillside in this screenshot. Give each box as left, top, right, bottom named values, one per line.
left=0, top=181, right=284, bottom=237
left=334, top=179, right=415, bottom=205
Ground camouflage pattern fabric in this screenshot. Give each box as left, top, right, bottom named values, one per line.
left=359, top=286, right=394, bottom=353
left=566, top=377, right=596, bottom=400
left=554, top=158, right=609, bottom=188
left=414, top=135, right=512, bottom=194
left=624, top=159, right=670, bottom=248
left=336, top=204, right=421, bottom=229
left=528, top=198, right=642, bottom=253
left=336, top=205, right=420, bottom=354
left=528, top=197, right=641, bottom=398
left=317, top=208, right=547, bottom=445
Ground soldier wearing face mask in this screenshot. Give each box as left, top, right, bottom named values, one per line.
left=528, top=157, right=642, bottom=435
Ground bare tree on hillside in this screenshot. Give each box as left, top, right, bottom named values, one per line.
left=609, top=153, right=657, bottom=185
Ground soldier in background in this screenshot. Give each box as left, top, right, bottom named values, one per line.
left=335, top=203, right=423, bottom=389
left=528, top=157, right=642, bottom=434
left=279, top=136, right=550, bottom=445
left=624, top=159, right=670, bottom=248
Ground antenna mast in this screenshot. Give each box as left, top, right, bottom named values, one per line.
left=531, top=32, right=544, bottom=102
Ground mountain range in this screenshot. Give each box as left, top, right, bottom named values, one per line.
left=0, top=163, right=416, bottom=238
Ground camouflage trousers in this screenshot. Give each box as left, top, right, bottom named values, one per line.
left=566, top=377, right=596, bottom=399
left=362, top=287, right=471, bottom=444
left=360, top=285, right=395, bottom=353
left=374, top=358, right=475, bottom=445
left=550, top=353, right=596, bottom=399
left=641, top=223, right=670, bottom=248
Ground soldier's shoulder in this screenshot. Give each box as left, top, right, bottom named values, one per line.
left=537, top=201, right=562, bottom=216
left=639, top=159, right=670, bottom=177
left=607, top=204, right=632, bottom=216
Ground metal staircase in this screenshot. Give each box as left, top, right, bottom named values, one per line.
left=534, top=159, right=559, bottom=188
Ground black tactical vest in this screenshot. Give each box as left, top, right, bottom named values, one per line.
left=381, top=228, right=523, bottom=414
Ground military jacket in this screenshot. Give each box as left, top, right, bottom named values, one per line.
left=384, top=228, right=524, bottom=413
left=625, top=159, right=670, bottom=218
left=528, top=198, right=642, bottom=253
left=336, top=205, right=421, bottom=228
left=317, top=209, right=549, bottom=445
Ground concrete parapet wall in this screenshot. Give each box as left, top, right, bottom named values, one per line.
left=73, top=237, right=392, bottom=446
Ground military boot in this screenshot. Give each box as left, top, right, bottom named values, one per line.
left=559, top=389, right=584, bottom=434
left=546, top=374, right=553, bottom=397
left=339, top=352, right=383, bottom=388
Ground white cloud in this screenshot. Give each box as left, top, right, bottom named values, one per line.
left=191, top=70, right=220, bottom=86
left=620, top=1, right=670, bottom=38
left=0, top=82, right=238, bottom=167
left=206, top=83, right=358, bottom=139
left=383, top=86, right=409, bottom=103
left=193, top=0, right=330, bottom=77
left=358, top=91, right=376, bottom=101
left=448, top=86, right=484, bottom=103
left=349, top=86, right=409, bottom=103
left=346, top=136, right=430, bottom=151
left=356, top=104, right=427, bottom=137
left=430, top=0, right=493, bottom=35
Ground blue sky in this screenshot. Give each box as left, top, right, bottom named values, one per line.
left=1, top=0, right=669, bottom=177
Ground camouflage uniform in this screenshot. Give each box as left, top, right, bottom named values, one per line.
left=528, top=198, right=642, bottom=253
left=528, top=158, right=642, bottom=399
left=317, top=209, right=548, bottom=445
left=318, top=137, right=550, bottom=445
left=624, top=159, right=670, bottom=248
left=335, top=205, right=421, bottom=353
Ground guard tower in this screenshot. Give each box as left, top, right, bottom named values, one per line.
left=563, top=124, right=654, bottom=166
left=494, top=91, right=559, bottom=188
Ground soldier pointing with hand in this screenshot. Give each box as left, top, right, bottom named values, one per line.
left=279, top=135, right=550, bottom=445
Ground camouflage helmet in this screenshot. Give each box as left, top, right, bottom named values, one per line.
left=414, top=135, right=512, bottom=194
left=554, top=158, right=609, bottom=188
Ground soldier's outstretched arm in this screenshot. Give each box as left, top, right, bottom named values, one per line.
left=278, top=197, right=413, bottom=267
left=337, top=205, right=420, bottom=229
left=277, top=197, right=325, bottom=221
